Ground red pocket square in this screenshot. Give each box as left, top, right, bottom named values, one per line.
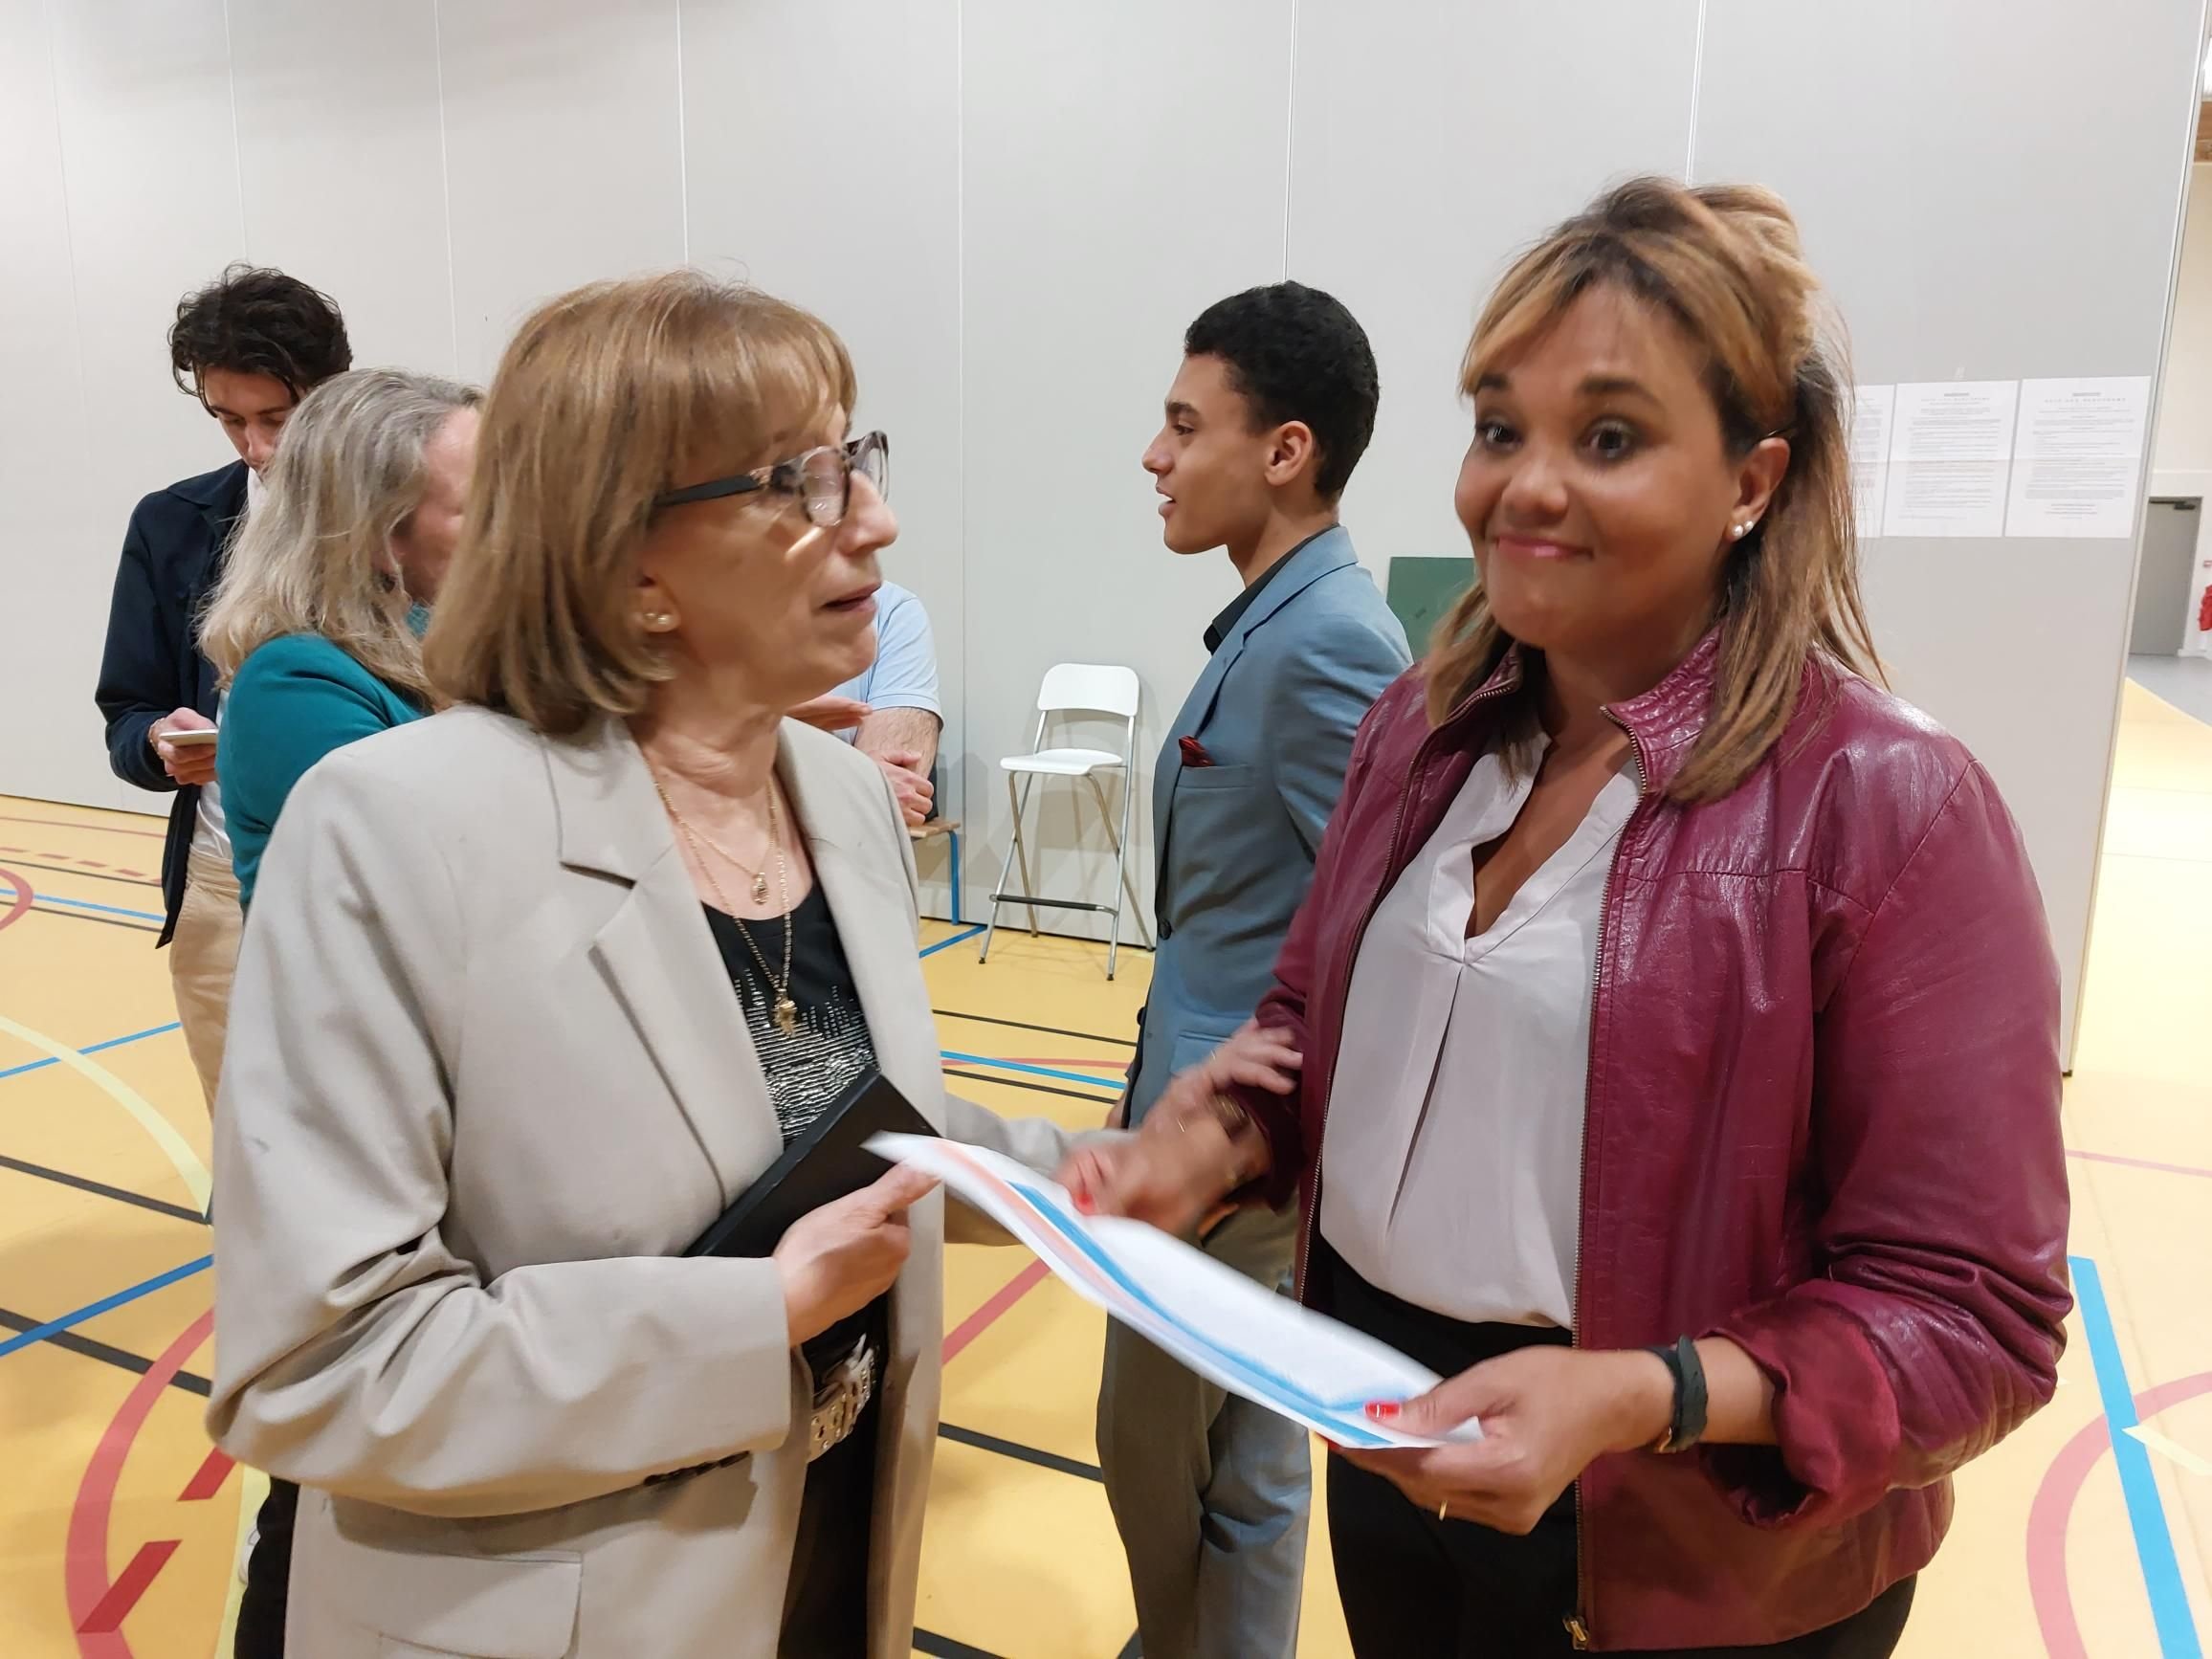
left=1178, top=736, right=1215, bottom=768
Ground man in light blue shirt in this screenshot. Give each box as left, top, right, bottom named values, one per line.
left=791, top=579, right=941, bottom=825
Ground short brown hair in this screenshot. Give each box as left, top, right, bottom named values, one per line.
left=170, top=264, right=351, bottom=400
left=425, top=271, right=857, bottom=735
left=1427, top=177, right=1879, bottom=802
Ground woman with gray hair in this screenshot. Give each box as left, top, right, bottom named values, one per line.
left=196, top=365, right=477, bottom=1659
left=202, top=366, right=480, bottom=906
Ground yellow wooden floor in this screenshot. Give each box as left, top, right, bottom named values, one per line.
left=3, top=678, right=2209, bottom=1657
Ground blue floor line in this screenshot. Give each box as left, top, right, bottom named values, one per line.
left=0, top=1254, right=213, bottom=1361
left=920, top=923, right=987, bottom=959
left=0, top=884, right=166, bottom=923
left=0, top=1020, right=183, bottom=1083
left=940, top=1050, right=1119, bottom=1090
left=2071, top=1253, right=2202, bottom=1657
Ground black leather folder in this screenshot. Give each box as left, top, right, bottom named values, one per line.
left=683, top=1070, right=939, bottom=1259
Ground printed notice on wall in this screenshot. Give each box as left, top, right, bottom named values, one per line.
left=1849, top=385, right=1894, bottom=536
left=1882, top=381, right=2019, bottom=539
left=2002, top=377, right=2152, bottom=539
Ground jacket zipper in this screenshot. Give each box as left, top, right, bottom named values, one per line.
left=1565, top=716, right=1652, bottom=1652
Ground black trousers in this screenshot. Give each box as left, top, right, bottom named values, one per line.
left=233, top=1477, right=297, bottom=1659
left=779, top=1392, right=878, bottom=1658
left=1312, top=1239, right=1915, bottom=1659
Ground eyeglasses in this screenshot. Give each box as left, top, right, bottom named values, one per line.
left=653, top=431, right=890, bottom=526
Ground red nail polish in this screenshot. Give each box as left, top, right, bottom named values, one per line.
left=1365, top=1402, right=1400, bottom=1421
left=1073, top=1194, right=1095, bottom=1215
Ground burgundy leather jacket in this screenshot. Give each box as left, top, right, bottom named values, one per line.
left=1238, top=633, right=2070, bottom=1649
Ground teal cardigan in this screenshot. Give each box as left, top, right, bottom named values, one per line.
left=219, top=633, right=429, bottom=907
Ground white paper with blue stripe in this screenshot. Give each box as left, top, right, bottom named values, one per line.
left=869, top=1132, right=1482, bottom=1450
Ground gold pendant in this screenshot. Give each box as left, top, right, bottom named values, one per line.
left=774, top=996, right=798, bottom=1036
left=751, top=873, right=769, bottom=904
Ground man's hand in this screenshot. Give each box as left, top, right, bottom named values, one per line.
left=875, top=750, right=934, bottom=828
left=787, top=696, right=872, bottom=734
left=151, top=707, right=218, bottom=787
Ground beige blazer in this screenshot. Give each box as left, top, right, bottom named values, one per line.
left=207, top=706, right=1078, bottom=1658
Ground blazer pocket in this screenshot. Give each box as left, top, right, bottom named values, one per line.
left=334, top=1541, right=581, bottom=1658
left=1172, top=762, right=1256, bottom=791
left=1168, top=1024, right=1246, bottom=1076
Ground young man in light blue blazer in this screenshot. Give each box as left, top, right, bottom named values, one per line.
left=1100, top=283, right=1411, bottom=1658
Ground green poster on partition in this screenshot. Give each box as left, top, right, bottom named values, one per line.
left=1385, top=556, right=1473, bottom=653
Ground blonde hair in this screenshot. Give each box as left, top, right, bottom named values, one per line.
left=424, top=271, right=857, bottom=736
left=201, top=367, right=480, bottom=699
left=1427, top=176, right=1880, bottom=802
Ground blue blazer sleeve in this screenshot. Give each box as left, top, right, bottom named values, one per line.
left=95, top=504, right=182, bottom=792
left=1264, top=610, right=1412, bottom=858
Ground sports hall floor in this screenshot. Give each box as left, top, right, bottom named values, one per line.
left=3, top=675, right=2211, bottom=1658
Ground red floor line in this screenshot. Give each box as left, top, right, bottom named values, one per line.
left=75, top=1539, right=179, bottom=1636
left=0, top=865, right=33, bottom=933
left=2026, top=1369, right=2212, bottom=1659
left=66, top=1310, right=214, bottom=1659
left=177, top=1446, right=233, bottom=1502
left=942, top=1260, right=1051, bottom=1365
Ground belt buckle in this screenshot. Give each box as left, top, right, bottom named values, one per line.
left=807, top=1337, right=875, bottom=1463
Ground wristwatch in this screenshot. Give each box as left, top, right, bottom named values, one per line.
left=1646, top=1335, right=1709, bottom=1453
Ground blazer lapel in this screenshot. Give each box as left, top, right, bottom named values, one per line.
left=778, top=731, right=947, bottom=1132
left=1156, top=527, right=1361, bottom=889
left=545, top=722, right=782, bottom=1205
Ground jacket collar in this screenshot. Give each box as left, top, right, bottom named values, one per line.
left=1441, top=625, right=1724, bottom=797
left=169, top=459, right=251, bottom=537
left=1220, top=524, right=1357, bottom=650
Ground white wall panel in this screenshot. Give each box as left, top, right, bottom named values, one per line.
left=679, top=0, right=965, bottom=913
left=227, top=0, right=455, bottom=377
left=1286, top=1, right=1701, bottom=588
left=45, top=0, right=248, bottom=814
left=959, top=0, right=1293, bottom=941
left=437, top=0, right=686, bottom=381
left=0, top=0, right=108, bottom=808
left=1692, top=0, right=2208, bottom=1052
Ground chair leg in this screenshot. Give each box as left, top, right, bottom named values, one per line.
left=1088, top=774, right=1133, bottom=980
left=1113, top=783, right=1153, bottom=952
left=949, top=827, right=962, bottom=926
left=980, top=776, right=1024, bottom=964
left=1009, top=774, right=1041, bottom=936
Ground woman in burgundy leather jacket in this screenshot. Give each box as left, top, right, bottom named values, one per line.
left=1062, top=178, right=2069, bottom=1656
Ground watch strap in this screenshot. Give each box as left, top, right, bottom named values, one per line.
left=1646, top=1335, right=1709, bottom=1453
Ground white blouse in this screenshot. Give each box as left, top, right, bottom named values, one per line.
left=1317, top=747, right=1639, bottom=1328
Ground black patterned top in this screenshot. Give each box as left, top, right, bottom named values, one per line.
left=704, top=887, right=879, bottom=1147
left=703, top=889, right=884, bottom=1373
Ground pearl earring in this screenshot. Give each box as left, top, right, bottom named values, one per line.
left=644, top=609, right=674, bottom=630
left=1731, top=521, right=1751, bottom=540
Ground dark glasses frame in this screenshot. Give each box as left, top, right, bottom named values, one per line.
left=653, top=430, right=890, bottom=526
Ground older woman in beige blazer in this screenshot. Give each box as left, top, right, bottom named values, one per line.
left=207, top=273, right=1077, bottom=1657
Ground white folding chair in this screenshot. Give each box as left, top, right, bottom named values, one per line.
left=980, top=662, right=1154, bottom=979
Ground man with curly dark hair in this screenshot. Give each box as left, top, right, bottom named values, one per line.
left=94, top=265, right=350, bottom=1113
left=1100, top=282, right=1410, bottom=1658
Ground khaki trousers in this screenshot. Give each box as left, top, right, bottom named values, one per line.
left=168, top=831, right=242, bottom=1112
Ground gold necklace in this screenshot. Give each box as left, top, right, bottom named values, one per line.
left=654, top=774, right=799, bottom=1034
left=653, top=782, right=773, bottom=903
